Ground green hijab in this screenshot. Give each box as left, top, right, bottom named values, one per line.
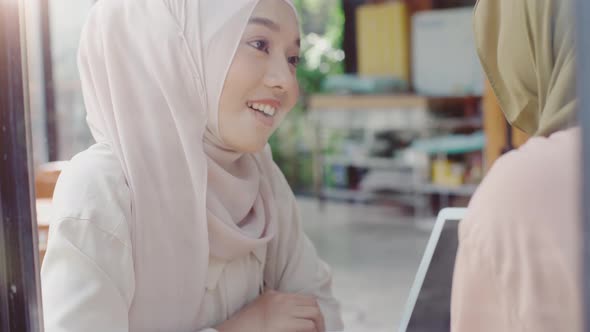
left=474, top=0, right=577, bottom=136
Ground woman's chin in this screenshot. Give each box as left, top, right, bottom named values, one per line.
left=225, top=137, right=270, bottom=154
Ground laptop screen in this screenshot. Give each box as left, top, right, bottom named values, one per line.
left=406, top=219, right=460, bottom=332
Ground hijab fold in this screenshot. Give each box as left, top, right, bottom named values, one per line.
left=474, top=0, right=577, bottom=136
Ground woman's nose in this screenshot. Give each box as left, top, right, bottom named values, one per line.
left=263, top=55, right=292, bottom=95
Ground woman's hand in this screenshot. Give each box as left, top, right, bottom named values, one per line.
left=215, top=289, right=326, bottom=332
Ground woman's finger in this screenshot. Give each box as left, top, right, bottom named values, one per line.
left=288, top=293, right=317, bottom=306
left=292, top=306, right=325, bottom=332
left=291, top=318, right=318, bottom=332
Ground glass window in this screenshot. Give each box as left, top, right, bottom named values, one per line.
left=2, top=0, right=588, bottom=331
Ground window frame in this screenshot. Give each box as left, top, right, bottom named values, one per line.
left=0, top=0, right=44, bottom=330
left=577, top=0, right=590, bottom=329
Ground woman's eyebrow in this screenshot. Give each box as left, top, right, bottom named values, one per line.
left=249, top=16, right=300, bottom=48
left=248, top=17, right=280, bottom=32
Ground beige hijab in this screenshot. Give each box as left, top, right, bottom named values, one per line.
left=474, top=0, right=577, bottom=136
left=78, top=0, right=296, bottom=329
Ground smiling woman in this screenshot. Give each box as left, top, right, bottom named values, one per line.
left=217, top=0, right=301, bottom=153
left=38, top=0, right=343, bottom=331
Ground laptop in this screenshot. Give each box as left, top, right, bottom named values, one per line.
left=398, top=208, right=467, bottom=332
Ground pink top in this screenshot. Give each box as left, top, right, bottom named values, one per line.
left=452, top=127, right=583, bottom=332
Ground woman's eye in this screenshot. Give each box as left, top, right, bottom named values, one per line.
left=249, top=40, right=269, bottom=53
left=288, top=55, right=300, bottom=67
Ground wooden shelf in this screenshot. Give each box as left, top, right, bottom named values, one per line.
left=320, top=183, right=477, bottom=203
left=309, top=94, right=480, bottom=111
left=324, top=155, right=414, bottom=170
left=320, top=188, right=420, bottom=206
left=310, top=94, right=428, bottom=110
left=417, top=183, right=478, bottom=196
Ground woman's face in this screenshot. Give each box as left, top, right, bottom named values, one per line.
left=218, top=0, right=300, bottom=153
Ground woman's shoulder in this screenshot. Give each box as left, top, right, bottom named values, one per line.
left=484, top=127, right=580, bottom=200
left=51, top=143, right=132, bottom=241
left=461, top=127, right=580, bottom=242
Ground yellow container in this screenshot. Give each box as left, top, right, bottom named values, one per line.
left=356, top=2, right=410, bottom=82
left=432, top=158, right=465, bottom=187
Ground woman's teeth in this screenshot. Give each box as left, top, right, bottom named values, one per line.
left=247, top=102, right=276, bottom=117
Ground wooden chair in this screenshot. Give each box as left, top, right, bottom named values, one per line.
left=34, top=161, right=67, bottom=263
left=34, top=161, right=67, bottom=199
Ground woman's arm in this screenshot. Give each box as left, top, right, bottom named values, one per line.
left=41, top=218, right=135, bottom=332
left=263, top=185, right=344, bottom=331
left=451, top=229, right=510, bottom=331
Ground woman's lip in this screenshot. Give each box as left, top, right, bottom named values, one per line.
left=249, top=106, right=275, bottom=127
left=248, top=99, right=281, bottom=109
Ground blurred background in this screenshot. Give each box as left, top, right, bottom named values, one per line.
left=24, top=0, right=529, bottom=331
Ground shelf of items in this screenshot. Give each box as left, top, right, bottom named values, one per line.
left=323, top=155, right=414, bottom=170
left=417, top=183, right=478, bottom=196
left=321, top=182, right=477, bottom=198
left=320, top=188, right=423, bottom=206
left=319, top=183, right=477, bottom=209
left=309, top=93, right=483, bottom=216
left=320, top=188, right=376, bottom=202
